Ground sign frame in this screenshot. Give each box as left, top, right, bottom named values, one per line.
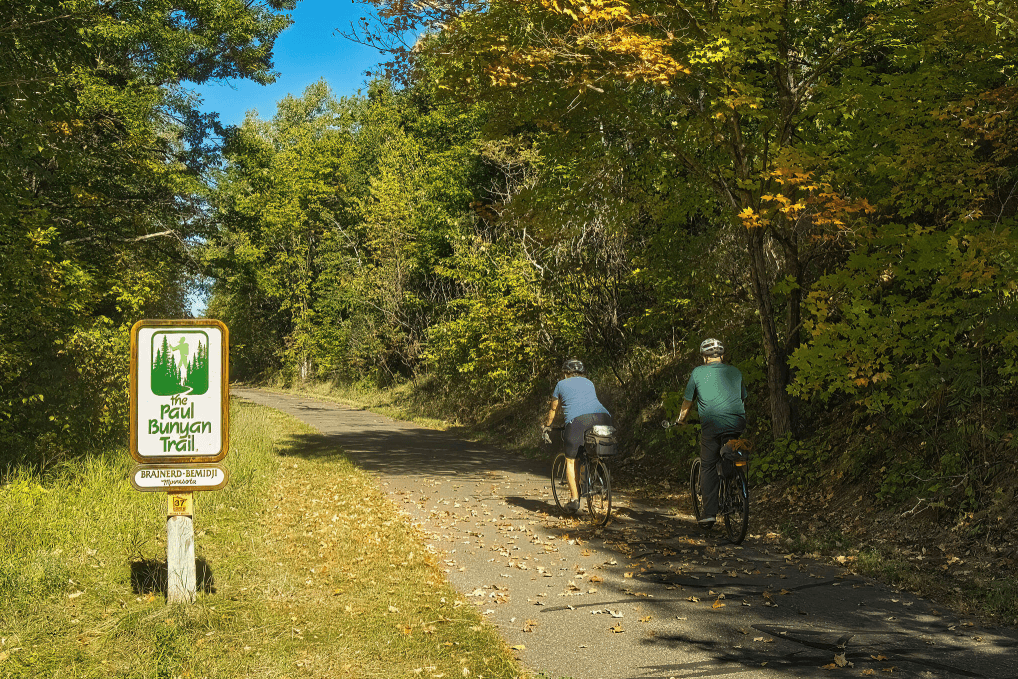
left=130, top=464, right=230, bottom=492
left=130, top=319, right=229, bottom=464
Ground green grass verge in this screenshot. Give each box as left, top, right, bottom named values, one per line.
left=0, top=399, right=526, bottom=678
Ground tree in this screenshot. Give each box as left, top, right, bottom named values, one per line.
left=0, top=0, right=296, bottom=465
left=350, top=0, right=1018, bottom=440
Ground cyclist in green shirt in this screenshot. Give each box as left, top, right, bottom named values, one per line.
left=674, top=338, right=747, bottom=526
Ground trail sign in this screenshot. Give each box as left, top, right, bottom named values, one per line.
left=131, top=320, right=229, bottom=464
left=130, top=464, right=229, bottom=492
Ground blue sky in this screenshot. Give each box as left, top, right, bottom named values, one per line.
left=194, top=0, right=384, bottom=126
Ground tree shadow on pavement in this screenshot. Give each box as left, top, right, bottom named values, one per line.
left=276, top=430, right=548, bottom=481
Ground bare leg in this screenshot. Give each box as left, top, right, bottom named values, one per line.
left=565, top=457, right=579, bottom=501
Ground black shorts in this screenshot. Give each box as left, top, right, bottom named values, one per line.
left=564, top=413, right=613, bottom=459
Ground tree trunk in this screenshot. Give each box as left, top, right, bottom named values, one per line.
left=745, top=226, right=794, bottom=437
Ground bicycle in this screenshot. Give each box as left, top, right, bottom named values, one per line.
left=689, top=439, right=751, bottom=544
left=548, top=425, right=616, bottom=526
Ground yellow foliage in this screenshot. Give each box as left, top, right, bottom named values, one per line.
left=740, top=168, right=874, bottom=233
left=501, top=0, right=693, bottom=87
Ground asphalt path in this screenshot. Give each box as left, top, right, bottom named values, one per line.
left=233, top=388, right=1018, bottom=679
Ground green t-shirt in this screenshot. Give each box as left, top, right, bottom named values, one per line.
left=684, top=362, right=747, bottom=434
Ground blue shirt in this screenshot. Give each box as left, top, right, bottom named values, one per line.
left=552, top=376, right=609, bottom=424
left=684, top=362, right=747, bottom=434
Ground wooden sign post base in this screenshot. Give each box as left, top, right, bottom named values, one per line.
left=167, top=492, right=196, bottom=604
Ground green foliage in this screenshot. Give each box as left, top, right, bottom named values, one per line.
left=0, top=0, right=294, bottom=466
left=205, top=78, right=500, bottom=387
left=426, top=240, right=555, bottom=400
left=750, top=434, right=802, bottom=486
left=205, top=0, right=1018, bottom=527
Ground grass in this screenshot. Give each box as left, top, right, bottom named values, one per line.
left=0, top=399, right=526, bottom=678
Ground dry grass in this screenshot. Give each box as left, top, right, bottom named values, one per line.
left=0, top=399, right=526, bottom=678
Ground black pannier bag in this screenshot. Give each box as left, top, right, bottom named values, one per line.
left=718, top=438, right=751, bottom=478
left=583, top=425, right=618, bottom=457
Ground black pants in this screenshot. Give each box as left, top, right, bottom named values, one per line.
left=700, top=426, right=744, bottom=518
left=564, top=413, right=612, bottom=458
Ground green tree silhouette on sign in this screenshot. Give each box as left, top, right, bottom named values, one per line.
left=184, top=340, right=210, bottom=395
left=151, top=333, right=209, bottom=395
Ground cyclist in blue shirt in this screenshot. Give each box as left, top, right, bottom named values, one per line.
left=674, top=338, right=747, bottom=527
left=541, top=359, right=612, bottom=514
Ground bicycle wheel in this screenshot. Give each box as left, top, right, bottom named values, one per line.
left=551, top=453, right=568, bottom=509
left=721, top=469, right=750, bottom=544
left=689, top=458, right=707, bottom=527
left=586, top=459, right=612, bottom=527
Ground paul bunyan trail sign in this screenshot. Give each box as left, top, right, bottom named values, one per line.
left=131, top=319, right=229, bottom=465
left=130, top=319, right=229, bottom=605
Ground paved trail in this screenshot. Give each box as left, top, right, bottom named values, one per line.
left=234, top=388, right=1018, bottom=679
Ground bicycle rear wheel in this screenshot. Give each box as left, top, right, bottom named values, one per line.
left=586, top=459, right=611, bottom=527
left=689, top=458, right=708, bottom=528
left=551, top=453, right=568, bottom=509
left=721, top=470, right=750, bottom=544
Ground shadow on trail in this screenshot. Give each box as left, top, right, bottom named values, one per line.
left=638, top=625, right=1013, bottom=679
left=276, top=429, right=546, bottom=481
left=504, top=494, right=571, bottom=518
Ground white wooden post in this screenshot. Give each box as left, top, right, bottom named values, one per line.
left=167, top=492, right=196, bottom=604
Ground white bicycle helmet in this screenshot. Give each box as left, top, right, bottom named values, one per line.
left=699, top=338, right=724, bottom=358
left=562, top=359, right=585, bottom=374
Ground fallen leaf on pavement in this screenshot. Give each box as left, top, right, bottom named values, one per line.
left=712, top=600, right=726, bottom=609
left=640, top=615, right=652, bottom=622
left=511, top=644, right=525, bottom=651
left=610, top=623, right=624, bottom=633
